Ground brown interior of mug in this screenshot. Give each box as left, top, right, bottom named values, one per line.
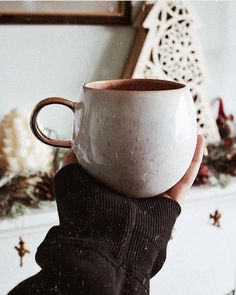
left=85, top=79, right=185, bottom=91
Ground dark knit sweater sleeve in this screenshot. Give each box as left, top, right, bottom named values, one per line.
left=8, top=164, right=181, bottom=295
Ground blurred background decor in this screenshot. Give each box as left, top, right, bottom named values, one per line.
left=194, top=98, right=236, bottom=187
left=0, top=108, right=67, bottom=218
left=0, top=108, right=53, bottom=174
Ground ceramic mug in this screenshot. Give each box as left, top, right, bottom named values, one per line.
left=30, top=79, right=197, bottom=198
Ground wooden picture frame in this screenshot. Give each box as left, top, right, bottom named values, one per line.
left=0, top=1, right=131, bottom=25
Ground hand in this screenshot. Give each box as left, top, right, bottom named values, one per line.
left=164, top=134, right=206, bottom=203
left=62, top=134, right=206, bottom=203
left=62, top=150, right=78, bottom=167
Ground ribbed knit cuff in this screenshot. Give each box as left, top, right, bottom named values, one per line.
left=36, top=164, right=181, bottom=280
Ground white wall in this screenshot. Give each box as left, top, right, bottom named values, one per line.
left=193, top=1, right=236, bottom=117
left=0, top=25, right=135, bottom=138
left=0, top=1, right=236, bottom=139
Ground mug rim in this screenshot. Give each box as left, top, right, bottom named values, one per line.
left=83, top=78, right=186, bottom=92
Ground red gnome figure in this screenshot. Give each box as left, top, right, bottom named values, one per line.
left=216, top=98, right=234, bottom=147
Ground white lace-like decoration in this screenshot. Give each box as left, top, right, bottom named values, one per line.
left=132, top=1, right=220, bottom=143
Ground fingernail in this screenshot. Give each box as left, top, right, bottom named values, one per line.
left=204, top=146, right=208, bottom=156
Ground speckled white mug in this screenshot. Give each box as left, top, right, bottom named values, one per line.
left=31, top=79, right=197, bottom=198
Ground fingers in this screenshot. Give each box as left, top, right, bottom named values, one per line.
left=165, top=134, right=206, bottom=203
left=181, top=134, right=206, bottom=188
left=62, top=150, right=78, bottom=167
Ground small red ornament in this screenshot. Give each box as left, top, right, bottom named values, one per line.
left=224, top=138, right=233, bottom=147
left=194, top=164, right=212, bottom=185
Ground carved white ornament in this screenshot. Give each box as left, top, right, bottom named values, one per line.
left=132, top=1, right=220, bottom=143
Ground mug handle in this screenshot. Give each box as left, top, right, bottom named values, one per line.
left=30, top=97, right=76, bottom=148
